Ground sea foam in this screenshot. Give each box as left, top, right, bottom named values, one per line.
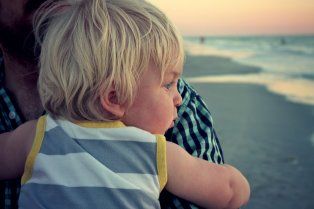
left=184, top=36, right=314, bottom=106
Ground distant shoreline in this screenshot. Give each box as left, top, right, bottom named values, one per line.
left=183, top=55, right=262, bottom=77
left=182, top=51, right=314, bottom=107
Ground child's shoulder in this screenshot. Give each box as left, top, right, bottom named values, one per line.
left=122, top=126, right=161, bottom=143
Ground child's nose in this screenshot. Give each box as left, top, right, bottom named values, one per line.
left=174, top=90, right=182, bottom=107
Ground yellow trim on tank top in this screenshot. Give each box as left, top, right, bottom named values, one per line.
left=74, top=120, right=125, bottom=128
left=21, top=115, right=47, bottom=184
left=156, top=135, right=167, bottom=192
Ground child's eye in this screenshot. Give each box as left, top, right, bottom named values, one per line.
left=164, top=82, right=174, bottom=90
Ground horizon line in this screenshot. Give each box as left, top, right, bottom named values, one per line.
left=182, top=33, right=314, bottom=37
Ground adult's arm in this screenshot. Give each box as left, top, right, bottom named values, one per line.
left=0, top=120, right=36, bottom=180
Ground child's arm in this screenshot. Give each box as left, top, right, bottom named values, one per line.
left=165, top=141, right=250, bottom=209
left=0, top=120, right=37, bottom=179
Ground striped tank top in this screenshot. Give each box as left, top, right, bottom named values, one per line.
left=19, top=115, right=167, bottom=209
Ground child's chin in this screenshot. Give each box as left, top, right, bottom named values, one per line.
left=151, top=128, right=168, bottom=135
left=169, top=121, right=174, bottom=129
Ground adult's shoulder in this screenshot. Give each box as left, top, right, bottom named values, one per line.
left=177, top=78, right=211, bottom=114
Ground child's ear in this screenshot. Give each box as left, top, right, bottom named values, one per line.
left=100, top=88, right=125, bottom=118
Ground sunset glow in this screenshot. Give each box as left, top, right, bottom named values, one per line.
left=147, top=0, right=314, bottom=36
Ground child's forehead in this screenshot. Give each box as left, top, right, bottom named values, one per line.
left=164, top=64, right=183, bottom=78
left=148, top=60, right=183, bottom=79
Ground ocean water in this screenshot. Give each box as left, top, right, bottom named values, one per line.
left=184, top=35, right=314, bottom=106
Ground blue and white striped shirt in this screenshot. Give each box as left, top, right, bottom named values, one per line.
left=19, top=115, right=167, bottom=209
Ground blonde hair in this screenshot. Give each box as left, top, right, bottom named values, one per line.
left=34, top=0, right=184, bottom=121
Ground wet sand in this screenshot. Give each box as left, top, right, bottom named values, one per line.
left=183, top=55, right=261, bottom=77
left=183, top=55, right=314, bottom=209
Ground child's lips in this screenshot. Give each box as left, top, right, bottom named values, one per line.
left=169, top=118, right=177, bottom=128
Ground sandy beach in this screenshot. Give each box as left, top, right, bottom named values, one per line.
left=183, top=55, right=314, bottom=209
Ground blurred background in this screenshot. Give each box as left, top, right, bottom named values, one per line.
left=148, top=1, right=314, bottom=208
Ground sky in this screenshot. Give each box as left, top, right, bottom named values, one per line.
left=147, top=0, right=314, bottom=36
